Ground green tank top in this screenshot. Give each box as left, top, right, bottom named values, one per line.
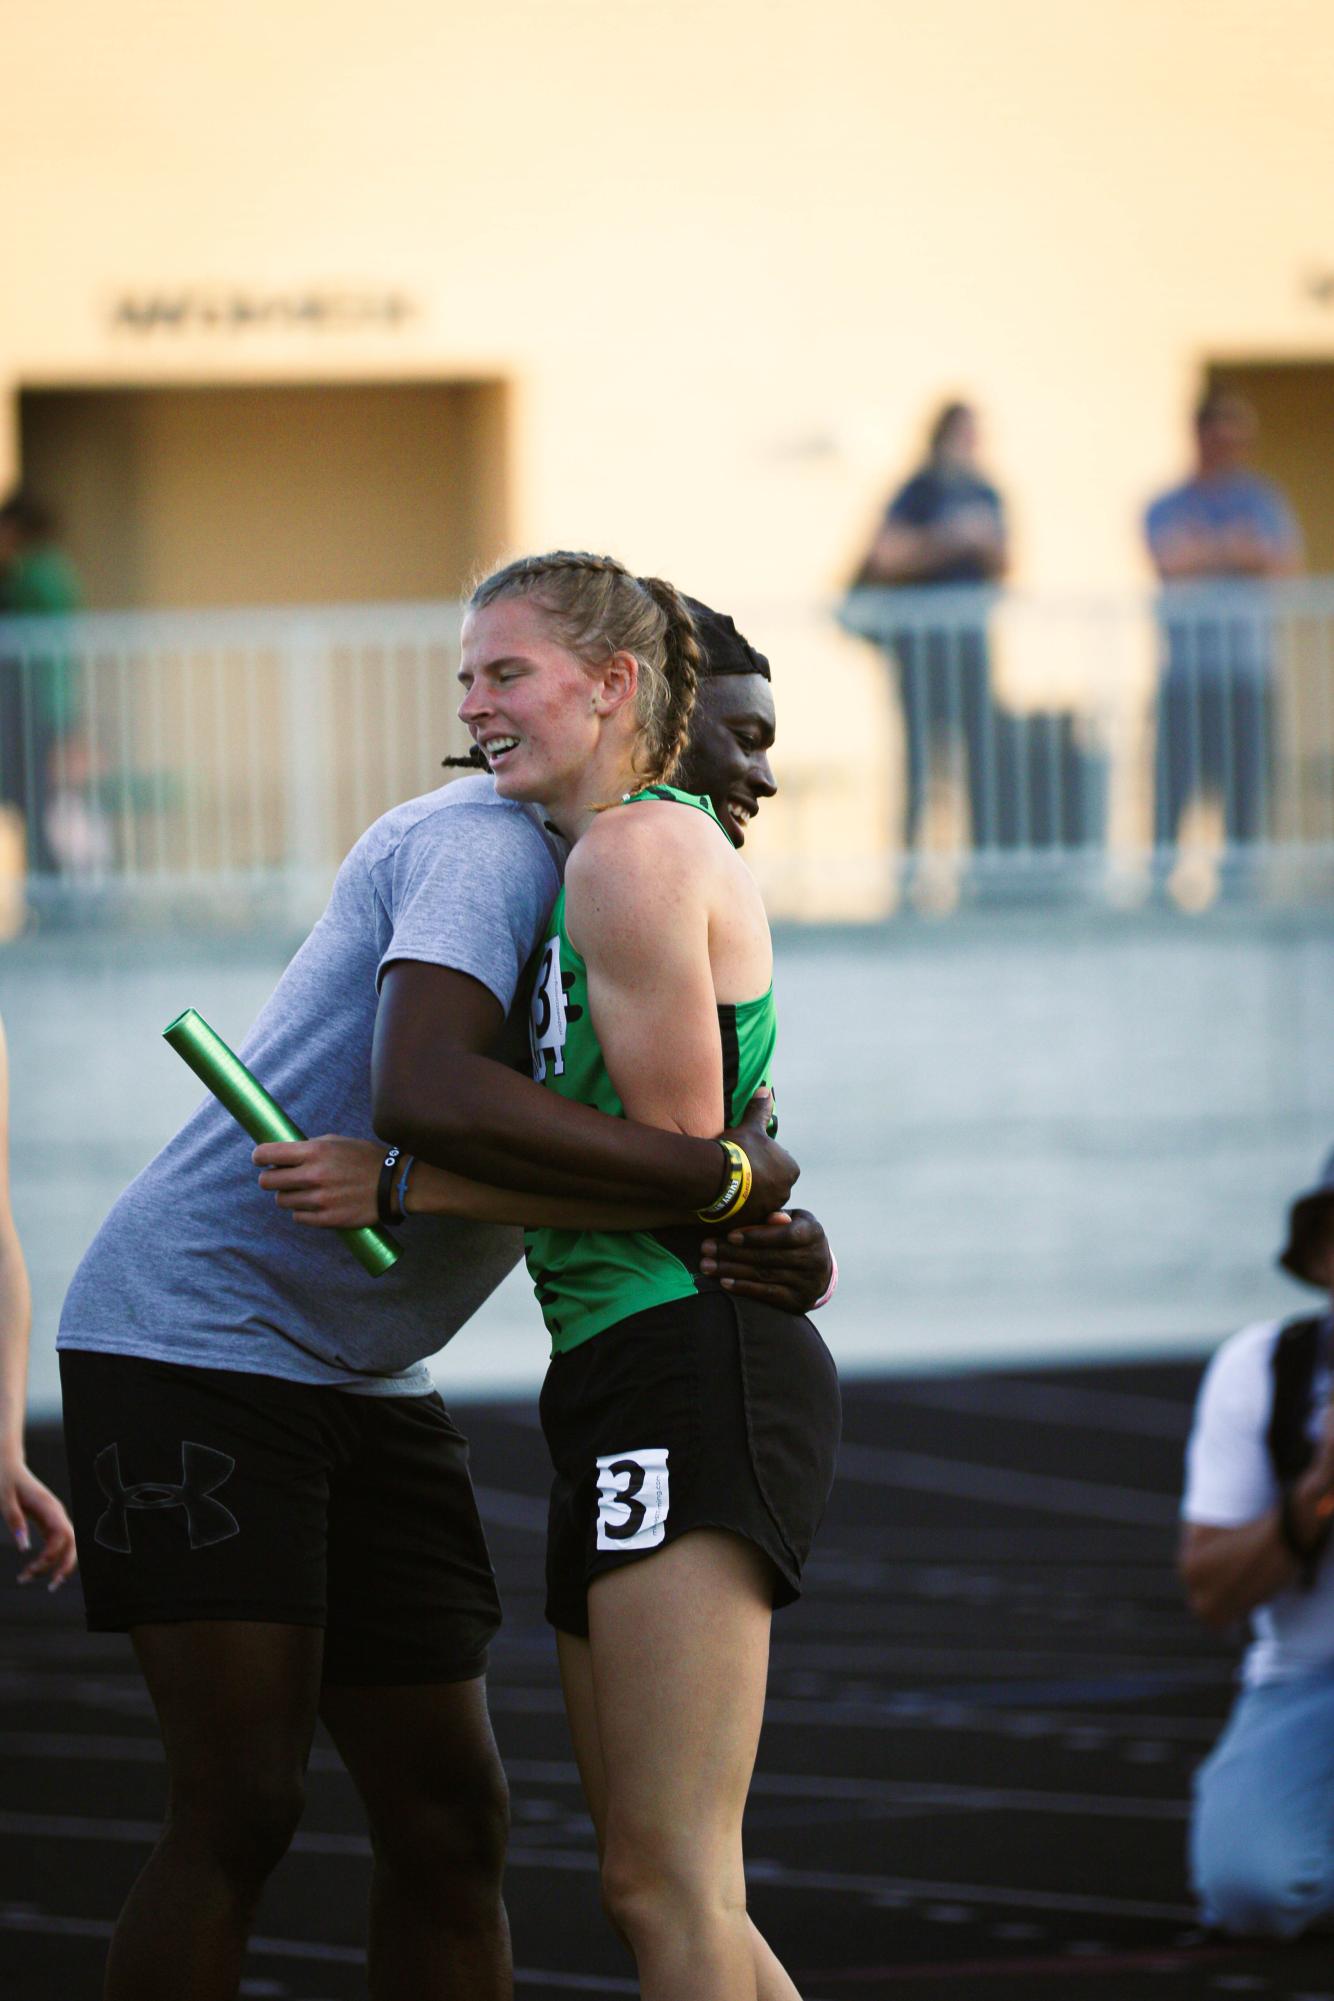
left=525, top=785, right=776, bottom=1355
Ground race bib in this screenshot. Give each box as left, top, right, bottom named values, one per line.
left=595, top=1448, right=670, bottom=1551
left=530, top=936, right=569, bottom=1082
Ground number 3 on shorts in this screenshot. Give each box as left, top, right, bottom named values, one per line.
left=595, top=1448, right=670, bottom=1552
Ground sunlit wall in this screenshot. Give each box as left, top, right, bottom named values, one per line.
left=4, top=0, right=1332, bottom=901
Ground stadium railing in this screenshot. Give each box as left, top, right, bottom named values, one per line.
left=1, top=581, right=1332, bottom=928
left=0, top=603, right=469, bottom=931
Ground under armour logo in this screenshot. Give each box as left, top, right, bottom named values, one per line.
left=93, top=1442, right=240, bottom=1554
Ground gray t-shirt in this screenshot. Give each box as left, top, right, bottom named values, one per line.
left=58, top=777, right=562, bottom=1394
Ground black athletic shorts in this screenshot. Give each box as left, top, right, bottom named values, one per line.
left=538, top=1291, right=841, bottom=1637
left=59, top=1351, right=501, bottom=1684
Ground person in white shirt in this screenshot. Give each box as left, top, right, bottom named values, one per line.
left=1180, top=1148, right=1334, bottom=1936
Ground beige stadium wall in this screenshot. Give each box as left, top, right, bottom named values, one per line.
left=3, top=0, right=1332, bottom=910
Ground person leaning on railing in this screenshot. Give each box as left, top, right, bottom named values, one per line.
left=851, top=400, right=1009, bottom=857
left=1179, top=1149, right=1334, bottom=1939
left=1144, top=389, right=1303, bottom=859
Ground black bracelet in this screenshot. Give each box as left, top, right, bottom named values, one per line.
left=377, top=1146, right=402, bottom=1227
left=1278, top=1486, right=1333, bottom=1590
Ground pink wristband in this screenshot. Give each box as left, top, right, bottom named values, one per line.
left=810, top=1249, right=838, bottom=1311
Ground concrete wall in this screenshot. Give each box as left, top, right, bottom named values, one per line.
left=10, top=912, right=1334, bottom=1417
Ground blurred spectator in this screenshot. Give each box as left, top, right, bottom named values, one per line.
left=1179, top=1148, right=1334, bottom=1938
left=1145, top=390, right=1302, bottom=862
left=0, top=488, right=82, bottom=874
left=853, top=402, right=1008, bottom=860
left=0, top=1012, right=76, bottom=1590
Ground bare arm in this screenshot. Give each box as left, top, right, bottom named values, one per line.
left=0, top=1019, right=76, bottom=1589
left=1150, top=525, right=1219, bottom=581
left=1152, top=520, right=1304, bottom=582
left=860, top=518, right=941, bottom=585
left=369, top=962, right=795, bottom=1221
left=861, top=509, right=1007, bottom=586
left=568, top=814, right=732, bottom=1139
left=256, top=1108, right=780, bottom=1233
left=254, top=1102, right=831, bottom=1312
left=1217, top=526, right=1303, bottom=578
left=1179, top=1408, right=1334, bottom=1628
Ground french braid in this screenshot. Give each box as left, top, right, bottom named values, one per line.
left=633, top=574, right=702, bottom=787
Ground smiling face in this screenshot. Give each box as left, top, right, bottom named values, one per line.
left=456, top=595, right=636, bottom=815
left=673, top=672, right=777, bottom=847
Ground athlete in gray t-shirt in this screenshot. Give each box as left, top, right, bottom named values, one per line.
left=59, top=775, right=558, bottom=1392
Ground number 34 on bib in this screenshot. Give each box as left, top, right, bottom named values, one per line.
left=595, top=1448, right=670, bottom=1551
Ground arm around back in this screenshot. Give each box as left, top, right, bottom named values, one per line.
left=366, top=784, right=793, bottom=1215
left=371, top=960, right=790, bottom=1214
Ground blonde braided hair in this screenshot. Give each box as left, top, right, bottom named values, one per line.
left=466, top=551, right=703, bottom=789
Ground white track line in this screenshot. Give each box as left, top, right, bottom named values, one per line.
left=885, top=1378, right=1193, bottom=1438
left=0, top=1904, right=638, bottom=1990
left=0, top=1737, right=1189, bottom=1819
left=0, top=1816, right=1190, bottom=1919
left=835, top=1443, right=1180, bottom=1526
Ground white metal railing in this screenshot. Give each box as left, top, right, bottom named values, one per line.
left=0, top=603, right=471, bottom=930
left=831, top=576, right=1334, bottom=915
left=2, top=583, right=1333, bottom=930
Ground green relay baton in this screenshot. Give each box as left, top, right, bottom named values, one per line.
left=163, top=1007, right=401, bottom=1278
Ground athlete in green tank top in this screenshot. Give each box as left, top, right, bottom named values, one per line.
left=526, top=785, right=776, bottom=1353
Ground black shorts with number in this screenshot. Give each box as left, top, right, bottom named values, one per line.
left=59, top=1350, right=501, bottom=1684
left=538, top=1291, right=841, bottom=1637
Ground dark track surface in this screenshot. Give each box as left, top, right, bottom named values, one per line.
left=4, top=1361, right=1332, bottom=2000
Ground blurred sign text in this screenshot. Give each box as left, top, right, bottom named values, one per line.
left=109, top=290, right=421, bottom=335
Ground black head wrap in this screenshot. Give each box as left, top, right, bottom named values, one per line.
left=683, top=597, right=771, bottom=681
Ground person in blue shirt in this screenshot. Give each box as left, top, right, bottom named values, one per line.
left=1144, top=389, right=1303, bottom=859
left=855, top=402, right=1008, bottom=861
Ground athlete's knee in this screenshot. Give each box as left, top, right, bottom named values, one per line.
left=371, top=1756, right=510, bottom=1907
left=599, top=1829, right=737, bottom=1946
left=168, top=1764, right=307, bottom=1889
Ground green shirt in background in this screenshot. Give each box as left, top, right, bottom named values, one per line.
left=1, top=544, right=83, bottom=732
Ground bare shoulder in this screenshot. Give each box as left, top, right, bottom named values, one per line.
left=568, top=801, right=716, bottom=887
left=565, top=804, right=715, bottom=953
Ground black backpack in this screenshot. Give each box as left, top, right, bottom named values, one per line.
left=1266, top=1315, right=1328, bottom=1483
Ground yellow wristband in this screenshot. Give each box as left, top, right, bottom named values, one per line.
left=696, top=1140, right=753, bottom=1224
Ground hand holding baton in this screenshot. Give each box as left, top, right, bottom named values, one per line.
left=163, top=1008, right=400, bottom=1277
